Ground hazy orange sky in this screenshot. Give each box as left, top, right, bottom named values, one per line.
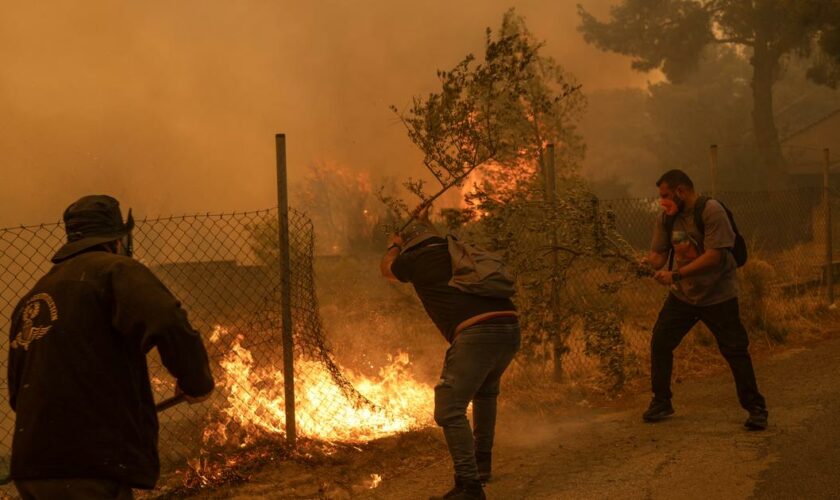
left=0, top=0, right=654, bottom=226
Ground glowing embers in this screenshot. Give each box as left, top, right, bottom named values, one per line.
left=205, top=326, right=434, bottom=446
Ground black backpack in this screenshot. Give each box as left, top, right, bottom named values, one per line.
left=664, top=196, right=747, bottom=269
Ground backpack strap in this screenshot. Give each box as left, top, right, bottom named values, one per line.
left=694, top=196, right=742, bottom=254
left=663, top=213, right=676, bottom=271
left=694, top=196, right=710, bottom=255
left=693, top=195, right=710, bottom=237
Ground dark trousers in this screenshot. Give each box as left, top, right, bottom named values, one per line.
left=651, top=294, right=766, bottom=411
left=434, top=322, right=520, bottom=481
left=15, top=478, right=134, bottom=500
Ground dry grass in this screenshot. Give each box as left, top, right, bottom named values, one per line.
left=312, top=251, right=840, bottom=405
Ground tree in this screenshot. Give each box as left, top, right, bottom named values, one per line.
left=390, top=10, right=638, bottom=391
left=384, top=8, right=583, bottom=228
left=645, top=45, right=754, bottom=188
left=578, top=0, right=840, bottom=188
left=292, top=161, right=384, bottom=255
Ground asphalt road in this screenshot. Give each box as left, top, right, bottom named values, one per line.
left=368, top=336, right=840, bottom=500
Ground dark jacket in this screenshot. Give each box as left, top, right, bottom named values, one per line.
left=7, top=250, right=214, bottom=488
left=392, top=238, right=516, bottom=343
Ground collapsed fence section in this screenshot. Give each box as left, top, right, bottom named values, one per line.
left=0, top=207, right=401, bottom=486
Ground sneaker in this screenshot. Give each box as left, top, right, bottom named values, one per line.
left=476, top=451, right=492, bottom=484
left=642, top=398, right=675, bottom=423
left=744, top=409, right=768, bottom=431
left=429, top=477, right=486, bottom=500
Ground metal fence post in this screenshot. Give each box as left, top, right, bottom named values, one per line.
left=824, top=148, right=834, bottom=306
left=275, top=133, right=297, bottom=447
left=544, top=144, right=564, bottom=382
left=709, top=144, right=718, bottom=197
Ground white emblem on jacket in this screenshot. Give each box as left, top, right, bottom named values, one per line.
left=12, top=293, right=58, bottom=350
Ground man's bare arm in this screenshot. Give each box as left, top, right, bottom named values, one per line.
left=677, top=247, right=722, bottom=278
left=380, top=234, right=404, bottom=281
left=381, top=247, right=400, bottom=281
left=642, top=251, right=669, bottom=271
left=653, top=248, right=724, bottom=285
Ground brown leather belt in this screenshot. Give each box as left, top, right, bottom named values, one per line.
left=454, top=311, right=518, bottom=338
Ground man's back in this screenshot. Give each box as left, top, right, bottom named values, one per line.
left=8, top=250, right=213, bottom=489
left=391, top=239, right=516, bottom=343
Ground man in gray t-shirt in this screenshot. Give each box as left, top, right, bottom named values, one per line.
left=641, top=170, right=767, bottom=430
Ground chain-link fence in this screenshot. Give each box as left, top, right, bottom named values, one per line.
left=480, top=175, right=837, bottom=388
left=549, top=186, right=839, bottom=384
left=0, top=187, right=837, bottom=491
left=0, top=207, right=391, bottom=493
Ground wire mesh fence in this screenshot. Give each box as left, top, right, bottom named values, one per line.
left=494, top=186, right=838, bottom=386
left=0, top=187, right=837, bottom=490
left=0, top=207, right=386, bottom=491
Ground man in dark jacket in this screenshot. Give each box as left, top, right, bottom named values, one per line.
left=7, top=195, right=214, bottom=499
left=381, top=216, right=520, bottom=500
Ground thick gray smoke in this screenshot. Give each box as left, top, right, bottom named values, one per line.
left=0, top=0, right=645, bottom=226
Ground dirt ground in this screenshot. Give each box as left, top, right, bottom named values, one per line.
left=2, top=332, right=834, bottom=500
left=147, top=329, right=839, bottom=500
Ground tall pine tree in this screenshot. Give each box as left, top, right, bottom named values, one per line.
left=578, top=0, right=840, bottom=188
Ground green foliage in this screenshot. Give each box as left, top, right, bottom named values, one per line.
left=582, top=43, right=840, bottom=194
left=578, top=0, right=840, bottom=186
left=384, top=9, right=583, bottom=228
left=388, top=9, right=640, bottom=390
left=578, top=0, right=713, bottom=82
left=578, top=0, right=836, bottom=83
left=582, top=310, right=627, bottom=393
left=454, top=179, right=640, bottom=391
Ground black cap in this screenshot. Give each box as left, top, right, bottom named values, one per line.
left=52, top=195, right=134, bottom=263
left=400, top=220, right=440, bottom=253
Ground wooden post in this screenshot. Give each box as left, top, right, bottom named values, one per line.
left=545, top=144, right=564, bottom=381
left=824, top=148, right=834, bottom=306
left=275, top=134, right=297, bottom=447
left=709, top=144, right=719, bottom=197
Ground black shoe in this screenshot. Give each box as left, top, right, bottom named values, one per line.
left=476, top=451, right=492, bottom=484
left=744, top=409, right=768, bottom=431
left=429, top=477, right=486, bottom=500
left=643, top=398, right=674, bottom=423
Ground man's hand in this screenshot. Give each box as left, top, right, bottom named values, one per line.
left=653, top=270, right=676, bottom=286
left=381, top=234, right=402, bottom=280
left=388, top=233, right=404, bottom=249
left=641, top=251, right=668, bottom=272
left=175, top=383, right=212, bottom=404
left=636, top=259, right=655, bottom=278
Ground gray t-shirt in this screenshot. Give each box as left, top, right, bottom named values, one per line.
left=651, top=199, right=738, bottom=306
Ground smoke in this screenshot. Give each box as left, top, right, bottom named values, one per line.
left=0, top=0, right=646, bottom=227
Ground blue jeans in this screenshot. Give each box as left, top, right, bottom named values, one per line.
left=434, top=322, right=520, bottom=481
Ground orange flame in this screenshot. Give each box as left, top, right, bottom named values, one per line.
left=203, top=326, right=434, bottom=448
left=459, top=159, right=539, bottom=216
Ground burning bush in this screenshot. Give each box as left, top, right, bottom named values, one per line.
left=179, top=323, right=435, bottom=488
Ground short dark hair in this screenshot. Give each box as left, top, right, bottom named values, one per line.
left=656, top=169, right=694, bottom=190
